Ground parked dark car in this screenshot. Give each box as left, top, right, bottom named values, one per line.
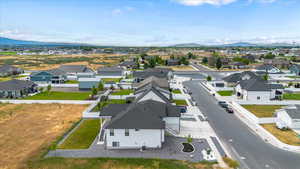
left=218, top=101, right=228, bottom=108
left=225, top=107, right=234, bottom=114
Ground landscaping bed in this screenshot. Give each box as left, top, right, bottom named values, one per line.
left=261, top=124, right=300, bottom=146
left=217, top=90, right=233, bottom=96
left=182, top=143, right=194, bottom=153
left=173, top=100, right=188, bottom=106
left=57, top=119, right=101, bottom=149
left=111, top=89, right=133, bottom=95
left=242, top=105, right=283, bottom=118
left=22, top=91, right=91, bottom=100
left=172, top=89, right=182, bottom=94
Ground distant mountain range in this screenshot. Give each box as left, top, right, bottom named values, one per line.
left=0, top=37, right=298, bottom=47
left=171, top=42, right=298, bottom=47
left=0, top=37, right=89, bottom=46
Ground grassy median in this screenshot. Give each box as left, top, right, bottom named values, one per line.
left=217, top=90, right=233, bottom=96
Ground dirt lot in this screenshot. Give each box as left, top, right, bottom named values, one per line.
left=0, top=53, right=126, bottom=71
left=0, top=103, right=88, bottom=169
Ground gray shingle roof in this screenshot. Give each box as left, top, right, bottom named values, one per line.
left=31, top=68, right=66, bottom=76
left=0, top=79, right=36, bottom=91
left=133, top=76, right=169, bottom=90
left=256, top=64, right=278, bottom=71
left=105, top=100, right=181, bottom=129
left=239, top=77, right=283, bottom=91
left=100, top=104, right=130, bottom=117
left=222, top=71, right=257, bottom=83
left=58, top=65, right=93, bottom=73
left=286, top=106, right=300, bottom=119
left=133, top=68, right=172, bottom=79
left=0, top=65, right=23, bottom=73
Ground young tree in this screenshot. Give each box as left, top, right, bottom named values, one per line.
left=98, top=81, right=104, bottom=91
left=206, top=76, right=212, bottom=81
left=187, top=52, right=193, bottom=59
left=149, top=58, right=156, bottom=68
left=202, top=57, right=208, bottom=64
left=216, top=57, right=222, bottom=70
left=39, top=87, right=44, bottom=93
left=186, top=134, right=193, bottom=143
left=263, top=73, right=269, bottom=81
left=47, top=85, right=51, bottom=94
left=91, top=86, right=97, bottom=97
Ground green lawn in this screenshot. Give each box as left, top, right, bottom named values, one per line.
left=217, top=90, right=233, bottom=96
left=91, top=99, right=127, bottom=112
left=27, top=157, right=216, bottom=169
left=242, top=105, right=283, bottom=118
left=57, top=119, right=100, bottom=149
left=283, top=93, right=300, bottom=100
left=173, top=100, right=188, bottom=106
left=22, top=91, right=90, bottom=100
left=102, top=78, right=122, bottom=83
left=0, top=51, right=17, bottom=55
left=111, top=89, right=133, bottom=95
left=65, top=80, right=79, bottom=84
left=172, top=89, right=182, bottom=94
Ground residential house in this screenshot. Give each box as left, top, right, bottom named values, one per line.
left=97, top=66, right=125, bottom=78
left=133, top=76, right=169, bottom=90
left=263, top=59, right=291, bottom=69
left=133, top=68, right=173, bottom=83
left=276, top=105, right=300, bottom=129
left=100, top=100, right=181, bottom=149
left=166, top=59, right=180, bottom=66
left=58, top=65, right=94, bottom=75
left=119, top=60, right=137, bottom=69
left=78, top=77, right=101, bottom=90
left=0, top=65, right=24, bottom=77
left=242, top=54, right=256, bottom=63
left=134, top=83, right=172, bottom=103
left=222, top=71, right=257, bottom=87
left=235, top=76, right=284, bottom=101
left=0, top=79, right=37, bottom=98
left=254, top=64, right=281, bottom=74
left=30, top=69, right=67, bottom=84
left=289, top=64, right=300, bottom=76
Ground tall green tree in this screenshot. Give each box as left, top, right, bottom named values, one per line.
left=202, top=57, right=208, bottom=64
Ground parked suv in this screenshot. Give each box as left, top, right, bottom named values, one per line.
left=218, top=101, right=228, bottom=108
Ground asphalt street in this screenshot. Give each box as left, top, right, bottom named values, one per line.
left=184, top=80, right=300, bottom=169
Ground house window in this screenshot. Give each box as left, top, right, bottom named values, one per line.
left=257, top=96, right=261, bottom=100
left=112, top=141, right=120, bottom=147
left=125, top=129, right=129, bottom=136
left=135, top=129, right=139, bottom=131
left=110, top=129, right=114, bottom=136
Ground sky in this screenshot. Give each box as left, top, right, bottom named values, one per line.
left=0, top=0, right=300, bottom=46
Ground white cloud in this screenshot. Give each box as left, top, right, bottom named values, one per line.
left=112, top=9, right=122, bottom=15
left=173, top=0, right=237, bottom=6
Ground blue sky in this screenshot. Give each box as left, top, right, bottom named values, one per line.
left=0, top=0, right=299, bottom=46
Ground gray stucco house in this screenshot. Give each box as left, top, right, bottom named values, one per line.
left=0, top=79, right=37, bottom=98
left=30, top=69, right=67, bottom=84
left=290, top=64, right=300, bottom=76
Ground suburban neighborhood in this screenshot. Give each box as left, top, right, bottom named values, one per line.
left=1, top=0, right=300, bottom=169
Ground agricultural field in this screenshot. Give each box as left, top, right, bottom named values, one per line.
left=0, top=103, right=88, bottom=169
